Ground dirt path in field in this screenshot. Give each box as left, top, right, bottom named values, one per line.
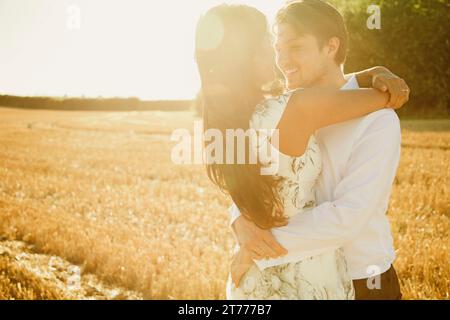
left=0, top=238, right=143, bottom=300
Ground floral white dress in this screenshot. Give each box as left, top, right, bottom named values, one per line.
left=226, top=92, right=355, bottom=300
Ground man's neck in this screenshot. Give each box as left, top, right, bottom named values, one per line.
left=308, top=65, right=347, bottom=89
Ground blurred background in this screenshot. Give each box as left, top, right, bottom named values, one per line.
left=331, top=0, right=449, bottom=118
left=0, top=0, right=448, bottom=300
left=0, top=0, right=448, bottom=117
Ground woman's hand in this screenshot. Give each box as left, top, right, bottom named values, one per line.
left=230, top=247, right=256, bottom=288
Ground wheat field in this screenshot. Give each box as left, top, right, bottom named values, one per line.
left=0, top=107, right=448, bottom=300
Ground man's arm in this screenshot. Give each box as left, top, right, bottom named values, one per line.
left=231, top=110, right=401, bottom=255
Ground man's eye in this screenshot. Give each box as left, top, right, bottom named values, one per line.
left=290, top=45, right=302, bottom=50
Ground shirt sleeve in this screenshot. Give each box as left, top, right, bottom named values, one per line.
left=266, top=111, right=401, bottom=254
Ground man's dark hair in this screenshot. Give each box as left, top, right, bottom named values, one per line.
left=276, top=0, right=348, bottom=65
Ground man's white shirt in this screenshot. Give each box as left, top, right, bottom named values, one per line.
left=229, top=74, right=401, bottom=280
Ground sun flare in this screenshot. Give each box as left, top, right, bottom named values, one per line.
left=0, top=0, right=286, bottom=100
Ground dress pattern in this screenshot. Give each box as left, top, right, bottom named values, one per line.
left=226, top=92, right=355, bottom=300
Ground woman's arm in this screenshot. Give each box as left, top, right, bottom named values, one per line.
left=276, top=88, right=391, bottom=157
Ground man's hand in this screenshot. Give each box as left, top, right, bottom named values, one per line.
left=231, top=215, right=288, bottom=260
left=230, top=247, right=255, bottom=288
left=353, top=66, right=410, bottom=109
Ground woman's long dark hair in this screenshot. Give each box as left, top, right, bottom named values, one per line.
left=195, top=4, right=288, bottom=229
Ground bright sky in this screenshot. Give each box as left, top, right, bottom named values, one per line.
left=0, top=0, right=286, bottom=100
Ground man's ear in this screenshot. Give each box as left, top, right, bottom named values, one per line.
left=327, top=37, right=341, bottom=60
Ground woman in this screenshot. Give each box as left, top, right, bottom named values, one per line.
left=195, top=4, right=406, bottom=299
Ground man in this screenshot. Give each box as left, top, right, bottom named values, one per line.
left=229, top=0, right=409, bottom=300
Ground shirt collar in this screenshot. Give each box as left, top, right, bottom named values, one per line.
left=341, top=74, right=359, bottom=90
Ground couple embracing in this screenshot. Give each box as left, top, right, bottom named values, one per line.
left=194, top=0, right=409, bottom=300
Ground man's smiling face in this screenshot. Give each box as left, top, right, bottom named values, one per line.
left=274, top=23, right=329, bottom=90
